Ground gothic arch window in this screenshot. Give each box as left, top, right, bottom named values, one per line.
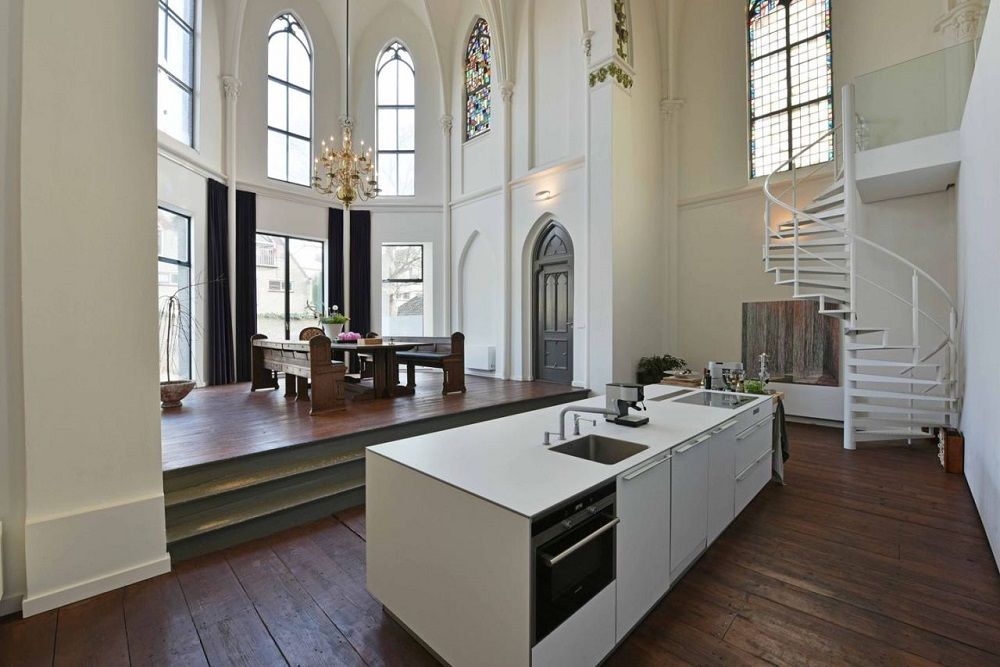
left=267, top=13, right=313, bottom=186
left=376, top=41, right=415, bottom=196
left=157, top=0, right=198, bottom=146
left=464, top=18, right=492, bottom=141
left=748, top=0, right=832, bottom=178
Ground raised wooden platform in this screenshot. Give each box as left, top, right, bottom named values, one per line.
left=160, top=372, right=587, bottom=558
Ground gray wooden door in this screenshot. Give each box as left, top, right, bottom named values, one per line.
left=534, top=224, right=574, bottom=384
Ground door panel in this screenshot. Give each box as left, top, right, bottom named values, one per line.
left=534, top=224, right=574, bottom=384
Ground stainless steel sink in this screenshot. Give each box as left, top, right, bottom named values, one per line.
left=548, top=435, right=649, bottom=465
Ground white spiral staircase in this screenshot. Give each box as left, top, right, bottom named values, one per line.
left=762, top=85, right=959, bottom=450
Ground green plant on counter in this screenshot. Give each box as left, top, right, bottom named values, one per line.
left=636, top=354, right=686, bottom=385
left=744, top=379, right=767, bottom=395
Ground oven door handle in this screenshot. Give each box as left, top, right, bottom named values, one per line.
left=541, top=517, right=621, bottom=567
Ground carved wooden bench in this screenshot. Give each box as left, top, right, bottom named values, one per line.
left=387, top=332, right=466, bottom=395
left=250, top=334, right=346, bottom=414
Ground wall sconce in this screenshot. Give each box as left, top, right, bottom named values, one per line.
left=534, top=190, right=554, bottom=201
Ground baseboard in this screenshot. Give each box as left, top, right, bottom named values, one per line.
left=22, top=493, right=169, bottom=616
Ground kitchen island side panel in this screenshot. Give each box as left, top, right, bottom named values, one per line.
left=366, top=451, right=533, bottom=667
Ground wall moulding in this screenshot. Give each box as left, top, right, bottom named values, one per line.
left=679, top=169, right=831, bottom=211
left=158, top=143, right=226, bottom=182
left=588, top=59, right=634, bottom=89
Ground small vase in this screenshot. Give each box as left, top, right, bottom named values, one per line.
left=323, top=322, right=345, bottom=338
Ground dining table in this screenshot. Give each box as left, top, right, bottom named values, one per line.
left=331, top=340, right=431, bottom=399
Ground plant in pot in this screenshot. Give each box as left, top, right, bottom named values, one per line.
left=636, top=354, right=687, bottom=386
left=159, top=282, right=197, bottom=409
left=319, top=305, right=350, bottom=338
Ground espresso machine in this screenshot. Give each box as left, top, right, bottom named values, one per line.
left=605, top=383, right=649, bottom=427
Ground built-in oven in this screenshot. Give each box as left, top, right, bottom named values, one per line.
left=531, top=480, right=618, bottom=645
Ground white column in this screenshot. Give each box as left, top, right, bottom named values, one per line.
left=222, top=75, right=241, bottom=352
left=581, top=29, right=594, bottom=390
left=500, top=81, right=515, bottom=380
left=441, top=114, right=453, bottom=335
left=340, top=115, right=353, bottom=320
left=660, top=98, right=684, bottom=353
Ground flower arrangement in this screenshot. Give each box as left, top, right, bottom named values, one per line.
left=338, top=331, right=362, bottom=342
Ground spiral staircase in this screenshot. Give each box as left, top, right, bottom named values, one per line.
left=762, top=85, right=959, bottom=450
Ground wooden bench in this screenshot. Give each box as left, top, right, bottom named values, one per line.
left=388, top=332, right=466, bottom=395
left=250, top=334, right=346, bottom=414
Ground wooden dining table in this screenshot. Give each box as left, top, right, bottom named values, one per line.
left=331, top=341, right=430, bottom=399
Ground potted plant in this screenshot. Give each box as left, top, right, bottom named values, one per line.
left=636, top=354, right=687, bottom=385
left=320, top=305, right=350, bottom=338
left=159, top=283, right=197, bottom=409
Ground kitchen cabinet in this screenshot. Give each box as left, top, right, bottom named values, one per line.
left=707, top=417, right=740, bottom=544
left=669, top=432, right=711, bottom=577
left=615, top=452, right=671, bottom=641
left=735, top=414, right=774, bottom=514
left=531, top=583, right=616, bottom=667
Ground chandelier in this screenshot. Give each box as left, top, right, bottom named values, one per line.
left=312, top=0, right=378, bottom=209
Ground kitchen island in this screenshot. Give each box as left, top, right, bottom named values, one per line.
left=366, top=386, right=776, bottom=667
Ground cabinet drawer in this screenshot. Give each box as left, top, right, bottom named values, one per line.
left=735, top=448, right=772, bottom=515
left=733, top=414, right=773, bottom=474
left=532, top=582, right=616, bottom=667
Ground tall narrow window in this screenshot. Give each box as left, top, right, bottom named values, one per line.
left=158, top=208, right=192, bottom=381
left=268, top=14, right=313, bottom=186
left=255, top=233, right=324, bottom=339
left=376, top=42, right=416, bottom=196
left=157, top=0, right=197, bottom=146
left=381, top=244, right=425, bottom=336
left=748, top=0, right=832, bottom=178
left=464, top=18, right=492, bottom=141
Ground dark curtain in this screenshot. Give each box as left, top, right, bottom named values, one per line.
left=349, top=210, right=372, bottom=335
left=328, top=208, right=345, bottom=311
left=206, top=179, right=235, bottom=385
left=235, top=190, right=257, bottom=382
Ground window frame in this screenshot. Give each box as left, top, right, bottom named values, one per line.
left=376, top=41, right=416, bottom=197
left=157, top=0, right=198, bottom=147
left=381, top=243, right=426, bottom=337
left=255, top=231, right=325, bottom=339
left=464, top=17, right=492, bottom=142
left=747, top=0, right=833, bottom=180
left=157, top=206, right=193, bottom=381
left=267, top=13, right=313, bottom=187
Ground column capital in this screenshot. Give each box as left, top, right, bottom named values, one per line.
left=222, top=75, right=242, bottom=100
left=659, top=98, right=685, bottom=120
left=440, top=114, right=454, bottom=134
left=933, top=0, right=987, bottom=40
left=500, top=80, right=515, bottom=103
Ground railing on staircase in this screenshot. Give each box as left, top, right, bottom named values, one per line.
left=761, top=83, right=958, bottom=451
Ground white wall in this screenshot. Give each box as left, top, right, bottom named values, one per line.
left=0, top=0, right=26, bottom=615
left=956, top=3, right=1000, bottom=569
left=672, top=0, right=963, bottom=419
left=19, top=0, right=168, bottom=615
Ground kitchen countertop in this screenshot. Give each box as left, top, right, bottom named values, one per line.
left=367, top=385, right=773, bottom=518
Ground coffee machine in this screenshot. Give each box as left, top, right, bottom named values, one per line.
left=605, top=383, right=649, bottom=427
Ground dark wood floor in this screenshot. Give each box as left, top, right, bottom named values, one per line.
left=3, top=423, right=999, bottom=666
left=161, top=373, right=585, bottom=471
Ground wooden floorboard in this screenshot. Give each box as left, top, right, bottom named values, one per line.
left=3, top=422, right=999, bottom=666
left=161, top=373, right=585, bottom=471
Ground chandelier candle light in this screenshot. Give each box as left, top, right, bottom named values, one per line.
left=311, top=0, right=379, bottom=208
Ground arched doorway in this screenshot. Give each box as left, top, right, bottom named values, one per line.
left=533, top=222, right=574, bottom=384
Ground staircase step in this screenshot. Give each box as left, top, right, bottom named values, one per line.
left=846, top=343, right=917, bottom=351
left=853, top=428, right=938, bottom=442
left=772, top=225, right=846, bottom=238
left=805, top=205, right=846, bottom=220
left=851, top=403, right=956, bottom=419
left=768, top=252, right=849, bottom=261
left=847, top=372, right=946, bottom=386
left=849, top=388, right=957, bottom=402
left=845, top=327, right=887, bottom=335
left=848, top=358, right=940, bottom=370
left=775, top=278, right=848, bottom=290
left=804, top=191, right=846, bottom=213
left=769, top=238, right=848, bottom=249
left=799, top=293, right=849, bottom=305
left=819, top=307, right=853, bottom=318
left=853, top=417, right=945, bottom=429
left=816, top=178, right=845, bottom=199
left=766, top=265, right=847, bottom=275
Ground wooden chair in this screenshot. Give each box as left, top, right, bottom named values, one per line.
left=299, top=326, right=324, bottom=341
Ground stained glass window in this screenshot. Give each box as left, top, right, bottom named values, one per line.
left=464, top=18, right=492, bottom=141
left=748, top=0, right=832, bottom=179
left=377, top=42, right=415, bottom=196
left=267, top=14, right=313, bottom=186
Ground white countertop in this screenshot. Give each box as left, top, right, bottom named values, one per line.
left=367, top=385, right=773, bottom=518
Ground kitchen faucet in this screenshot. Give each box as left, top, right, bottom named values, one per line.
left=543, top=405, right=620, bottom=445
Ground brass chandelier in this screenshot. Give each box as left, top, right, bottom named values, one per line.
left=312, top=0, right=379, bottom=208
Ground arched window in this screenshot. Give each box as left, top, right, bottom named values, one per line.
left=748, top=0, right=832, bottom=178
left=376, top=42, right=415, bottom=197
left=464, top=18, right=492, bottom=141
left=267, top=13, right=312, bottom=186
left=157, top=0, right=197, bottom=146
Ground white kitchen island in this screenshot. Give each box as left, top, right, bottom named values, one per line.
left=366, top=386, right=776, bottom=667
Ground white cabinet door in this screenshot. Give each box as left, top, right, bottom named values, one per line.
left=707, top=417, right=740, bottom=544
left=616, top=453, right=671, bottom=641
left=670, top=433, right=710, bottom=577
left=532, top=583, right=616, bottom=667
